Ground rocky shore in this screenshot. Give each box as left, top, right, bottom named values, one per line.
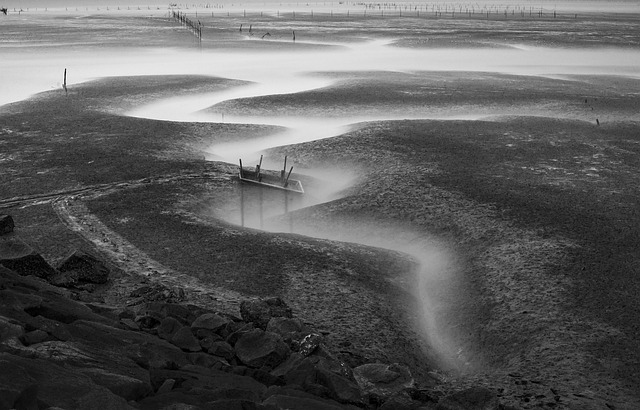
left=1, top=213, right=507, bottom=410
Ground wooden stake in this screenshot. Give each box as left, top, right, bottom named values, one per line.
left=257, top=155, right=263, bottom=180
left=63, top=68, right=67, bottom=94
left=284, top=166, right=294, bottom=187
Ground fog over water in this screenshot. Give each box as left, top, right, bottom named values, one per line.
left=126, top=42, right=640, bottom=163
left=3, top=7, right=640, bottom=370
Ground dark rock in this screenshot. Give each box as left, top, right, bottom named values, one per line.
left=263, top=394, right=346, bottom=410
left=119, top=318, right=140, bottom=331
left=267, top=316, right=306, bottom=342
left=379, top=391, right=428, bottom=410
left=21, top=329, right=50, bottom=345
left=24, top=290, right=113, bottom=325
left=353, top=362, right=414, bottom=399
left=0, top=214, right=14, bottom=235
left=226, top=322, right=255, bottom=346
left=0, top=315, right=25, bottom=343
left=0, top=236, right=57, bottom=279
left=137, top=391, right=202, bottom=410
left=11, top=384, right=39, bottom=410
left=235, top=328, right=290, bottom=369
left=0, top=352, right=136, bottom=409
left=232, top=365, right=284, bottom=387
left=186, top=352, right=229, bottom=370
left=240, top=297, right=293, bottom=330
left=207, top=399, right=262, bottom=410
left=18, top=335, right=153, bottom=401
left=208, top=340, right=235, bottom=360
left=21, top=314, right=73, bottom=341
left=196, top=328, right=223, bottom=341
left=149, top=367, right=267, bottom=397
left=55, top=249, right=110, bottom=285
left=170, top=326, right=201, bottom=352
left=283, top=356, right=363, bottom=405
left=135, top=341, right=190, bottom=370
left=271, top=352, right=306, bottom=378
left=436, top=387, right=499, bottom=410
left=162, top=303, right=195, bottom=325
left=156, top=378, right=176, bottom=394
left=191, top=312, right=230, bottom=332
left=158, top=316, right=181, bottom=340
left=199, top=335, right=220, bottom=350
left=191, top=386, right=262, bottom=402
left=0, top=288, right=43, bottom=313
left=298, top=333, right=323, bottom=356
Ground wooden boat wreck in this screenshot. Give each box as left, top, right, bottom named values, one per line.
left=239, top=155, right=304, bottom=194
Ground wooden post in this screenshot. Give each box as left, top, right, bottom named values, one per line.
left=239, top=159, right=244, bottom=178
left=63, top=69, right=67, bottom=94
left=284, top=166, right=294, bottom=187
left=281, top=156, right=287, bottom=180
left=257, top=155, right=263, bottom=181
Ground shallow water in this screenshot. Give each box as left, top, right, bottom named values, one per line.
left=3, top=8, right=640, bottom=372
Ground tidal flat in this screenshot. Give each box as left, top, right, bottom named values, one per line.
left=1, top=3, right=640, bottom=409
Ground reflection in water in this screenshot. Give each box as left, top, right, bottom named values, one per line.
left=213, top=165, right=468, bottom=371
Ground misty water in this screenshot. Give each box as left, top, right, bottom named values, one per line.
left=3, top=6, right=640, bottom=369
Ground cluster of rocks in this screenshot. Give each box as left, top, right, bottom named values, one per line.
left=0, top=213, right=504, bottom=410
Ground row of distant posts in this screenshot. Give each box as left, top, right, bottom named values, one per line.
left=171, top=10, right=202, bottom=41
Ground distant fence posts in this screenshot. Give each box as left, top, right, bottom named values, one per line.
left=171, top=10, right=202, bottom=41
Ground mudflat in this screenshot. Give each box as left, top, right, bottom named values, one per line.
left=2, top=5, right=640, bottom=409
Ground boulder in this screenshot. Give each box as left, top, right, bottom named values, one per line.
left=0, top=315, right=25, bottom=344
left=207, top=340, right=235, bottom=361
left=191, top=312, right=229, bottom=332
left=0, top=352, right=136, bottom=409
left=207, top=399, right=262, bottom=410
left=22, top=329, right=50, bottom=345
left=226, top=322, right=255, bottom=346
left=283, top=356, right=363, bottom=405
left=0, top=236, right=57, bottom=279
left=231, top=365, right=284, bottom=387
left=56, top=249, right=109, bottom=285
left=235, top=328, right=290, bottom=369
left=158, top=316, right=181, bottom=340
left=137, top=391, right=202, bottom=410
left=379, top=391, right=425, bottom=410
left=353, top=363, right=414, bottom=399
left=298, top=333, right=323, bottom=356
left=22, top=339, right=153, bottom=401
left=149, top=367, right=267, bottom=397
left=271, top=352, right=306, bottom=378
left=263, top=394, right=346, bottom=410
left=0, top=214, right=14, bottom=235
left=266, top=317, right=306, bottom=341
left=186, top=352, right=229, bottom=370
left=436, top=387, right=499, bottom=410
left=240, top=297, right=293, bottom=330
left=170, top=326, right=201, bottom=352
left=156, top=378, right=176, bottom=394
